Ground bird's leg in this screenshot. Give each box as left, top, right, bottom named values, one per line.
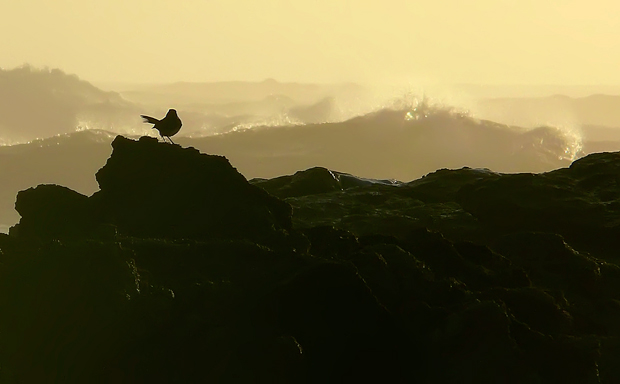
left=160, top=135, right=168, bottom=143
left=168, top=137, right=176, bottom=145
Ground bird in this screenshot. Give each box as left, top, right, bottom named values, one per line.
left=141, top=109, right=183, bottom=144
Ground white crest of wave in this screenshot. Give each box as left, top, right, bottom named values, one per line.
left=379, top=88, right=585, bottom=162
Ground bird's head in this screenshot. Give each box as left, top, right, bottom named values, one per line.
left=167, top=109, right=178, bottom=117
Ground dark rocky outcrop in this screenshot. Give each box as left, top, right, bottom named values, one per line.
left=13, top=184, right=94, bottom=239
left=2, top=138, right=620, bottom=382
left=92, top=136, right=292, bottom=240
left=251, top=166, right=399, bottom=199
left=455, top=152, right=620, bottom=256
left=12, top=136, right=292, bottom=241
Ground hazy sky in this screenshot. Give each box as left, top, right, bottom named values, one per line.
left=3, top=0, right=619, bottom=85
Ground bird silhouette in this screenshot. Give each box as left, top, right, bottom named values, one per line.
left=141, top=109, right=183, bottom=144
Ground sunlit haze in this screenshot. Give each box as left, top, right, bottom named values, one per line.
left=3, top=0, right=620, bottom=85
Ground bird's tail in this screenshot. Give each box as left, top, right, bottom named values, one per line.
left=140, top=115, right=160, bottom=124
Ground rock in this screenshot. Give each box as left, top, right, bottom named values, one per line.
left=251, top=166, right=400, bottom=199
left=0, top=241, right=139, bottom=382
left=12, top=184, right=93, bottom=239
left=480, top=287, right=574, bottom=336
left=251, top=167, right=343, bottom=198
left=219, top=335, right=306, bottom=383
left=347, top=245, right=402, bottom=310
left=5, top=140, right=620, bottom=382
left=455, top=160, right=620, bottom=256
left=600, top=337, right=620, bottom=383
left=357, top=243, right=433, bottom=309
left=510, top=320, right=601, bottom=383
left=302, top=225, right=359, bottom=259
left=93, top=136, right=292, bottom=240
left=404, top=167, right=499, bottom=203
left=493, top=232, right=601, bottom=295
left=250, top=167, right=401, bottom=198
left=428, top=300, right=536, bottom=383
left=11, top=136, right=293, bottom=241
left=268, top=262, right=422, bottom=382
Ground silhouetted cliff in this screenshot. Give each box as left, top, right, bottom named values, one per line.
left=1, top=137, right=620, bottom=382
left=12, top=136, right=292, bottom=241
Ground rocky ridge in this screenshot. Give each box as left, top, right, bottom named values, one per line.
left=1, top=136, right=619, bottom=382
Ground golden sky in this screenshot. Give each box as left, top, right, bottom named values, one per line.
left=2, top=0, right=619, bottom=85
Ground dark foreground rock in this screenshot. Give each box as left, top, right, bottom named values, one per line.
left=12, top=136, right=292, bottom=241
left=2, top=137, right=620, bottom=382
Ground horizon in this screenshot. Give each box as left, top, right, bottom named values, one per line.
left=5, top=63, right=620, bottom=100
left=8, top=62, right=620, bottom=100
